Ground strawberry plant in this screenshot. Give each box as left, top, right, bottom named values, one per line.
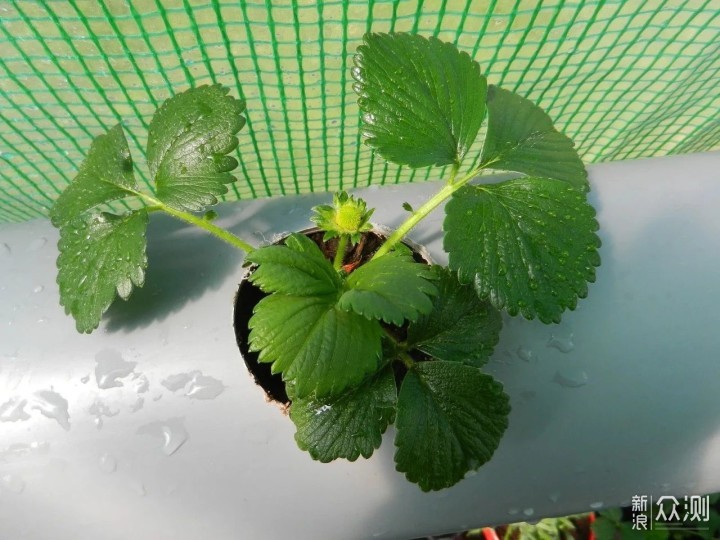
left=50, top=33, right=600, bottom=491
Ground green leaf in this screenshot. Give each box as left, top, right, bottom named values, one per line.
left=394, top=361, right=510, bottom=491
left=246, top=233, right=340, bottom=297
left=248, top=294, right=382, bottom=399
left=407, top=266, right=502, bottom=367
left=480, top=85, right=588, bottom=191
left=289, top=366, right=396, bottom=462
left=590, top=517, right=620, bottom=540
left=50, top=124, right=136, bottom=227
left=618, top=522, right=665, bottom=540
left=353, top=32, right=487, bottom=168
left=57, top=211, right=148, bottom=333
left=444, top=178, right=601, bottom=323
left=338, top=250, right=438, bottom=325
left=147, top=84, right=246, bottom=212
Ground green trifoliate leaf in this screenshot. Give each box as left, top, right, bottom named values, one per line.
left=248, top=294, right=382, bottom=399
left=444, top=178, right=601, bottom=323
left=246, top=233, right=340, bottom=297
left=289, top=366, right=396, bottom=462
left=394, top=361, right=510, bottom=491
left=50, top=124, right=136, bottom=227
left=407, top=267, right=502, bottom=367
left=57, top=211, right=148, bottom=333
left=353, top=32, right=487, bottom=168
left=147, top=84, right=246, bottom=212
left=311, top=191, right=374, bottom=243
left=338, top=250, right=438, bottom=325
left=480, top=85, right=588, bottom=191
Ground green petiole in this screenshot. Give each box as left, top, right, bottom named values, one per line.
left=333, top=234, right=350, bottom=271
left=372, top=165, right=484, bottom=260
left=130, top=189, right=256, bottom=254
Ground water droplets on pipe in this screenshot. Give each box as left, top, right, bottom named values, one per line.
left=94, top=349, right=136, bottom=389
left=137, top=417, right=189, bottom=456
left=31, top=389, right=70, bottom=430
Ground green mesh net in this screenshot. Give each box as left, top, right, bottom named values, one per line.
left=0, top=0, right=718, bottom=223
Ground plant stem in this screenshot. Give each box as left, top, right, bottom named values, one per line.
left=134, top=191, right=256, bottom=253
left=372, top=165, right=483, bottom=260
left=448, top=162, right=459, bottom=185
left=398, top=352, right=415, bottom=369
left=333, top=234, right=349, bottom=271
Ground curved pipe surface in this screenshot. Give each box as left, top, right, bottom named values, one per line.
left=0, top=152, right=719, bottom=539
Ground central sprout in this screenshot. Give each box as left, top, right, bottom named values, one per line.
left=335, top=202, right=364, bottom=232
left=311, top=191, right=374, bottom=244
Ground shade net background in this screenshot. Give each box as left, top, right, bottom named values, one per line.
left=0, top=0, right=718, bottom=223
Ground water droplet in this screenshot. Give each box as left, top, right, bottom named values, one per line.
left=130, top=480, right=146, bottom=496
left=523, top=508, right=535, bottom=517
left=1, top=474, right=25, bottom=494
left=33, top=285, right=44, bottom=294
left=129, top=397, right=144, bottom=413
left=516, top=347, right=534, bottom=362
left=88, top=398, right=119, bottom=429
left=138, top=418, right=188, bottom=456
left=27, top=237, right=47, bottom=251
left=0, top=442, right=50, bottom=462
left=549, top=493, right=560, bottom=503
left=186, top=373, right=225, bottom=400
left=508, top=508, right=519, bottom=516
left=314, top=404, right=332, bottom=416
left=161, top=372, right=195, bottom=392
left=95, top=349, right=136, bottom=389
left=350, top=66, right=364, bottom=83
left=80, top=374, right=90, bottom=384
left=554, top=367, right=589, bottom=388
left=99, top=452, right=117, bottom=473
left=132, top=374, right=150, bottom=394
left=0, top=397, right=30, bottom=422
left=590, top=501, right=604, bottom=510
left=547, top=333, right=575, bottom=353
left=31, top=390, right=70, bottom=430
left=37, top=317, right=47, bottom=324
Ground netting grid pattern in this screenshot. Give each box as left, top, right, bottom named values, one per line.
left=0, top=0, right=718, bottom=223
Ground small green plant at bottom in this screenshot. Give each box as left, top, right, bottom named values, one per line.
left=49, top=33, right=600, bottom=491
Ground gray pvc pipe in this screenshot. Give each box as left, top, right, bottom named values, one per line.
left=1, top=152, right=719, bottom=539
